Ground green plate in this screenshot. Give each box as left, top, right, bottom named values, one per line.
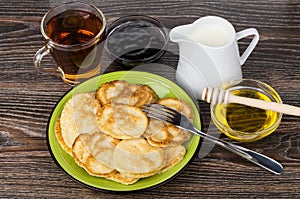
left=47, top=71, right=201, bottom=192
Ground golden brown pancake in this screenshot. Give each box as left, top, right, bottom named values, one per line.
left=60, top=92, right=101, bottom=151
left=159, top=145, right=186, bottom=173
left=72, top=133, right=92, bottom=167
left=85, top=155, right=116, bottom=177
left=96, top=80, right=130, bottom=105
left=96, top=80, right=158, bottom=106
left=143, top=119, right=173, bottom=147
left=96, top=104, right=148, bottom=139
left=107, top=172, right=140, bottom=185
left=113, top=138, right=166, bottom=178
left=55, top=117, right=72, bottom=155
left=72, top=133, right=116, bottom=177
left=88, top=132, right=120, bottom=169
left=127, top=84, right=158, bottom=107
left=145, top=98, right=194, bottom=147
left=158, top=98, right=194, bottom=121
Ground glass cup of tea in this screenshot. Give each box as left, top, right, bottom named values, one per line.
left=33, top=2, right=106, bottom=85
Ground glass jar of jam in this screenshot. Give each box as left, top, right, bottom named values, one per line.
left=105, top=15, right=169, bottom=68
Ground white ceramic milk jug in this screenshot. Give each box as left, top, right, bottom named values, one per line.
left=170, top=16, right=259, bottom=99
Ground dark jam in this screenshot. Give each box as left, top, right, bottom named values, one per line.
left=106, top=19, right=167, bottom=67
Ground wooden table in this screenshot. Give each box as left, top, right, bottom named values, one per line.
left=1, top=0, right=299, bottom=198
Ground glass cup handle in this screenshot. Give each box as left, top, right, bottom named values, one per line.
left=236, top=28, right=259, bottom=65
left=33, top=46, right=79, bottom=86
left=33, top=46, right=59, bottom=74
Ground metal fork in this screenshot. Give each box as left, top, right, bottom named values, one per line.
left=142, top=104, right=283, bottom=175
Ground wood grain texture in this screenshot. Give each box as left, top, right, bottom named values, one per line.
left=0, top=0, right=299, bottom=198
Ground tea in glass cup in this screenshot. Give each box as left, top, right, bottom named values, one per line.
left=33, top=2, right=106, bottom=84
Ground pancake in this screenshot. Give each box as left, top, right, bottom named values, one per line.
left=107, top=172, right=140, bottom=185
left=72, top=133, right=92, bottom=167
left=159, top=98, right=193, bottom=145
left=54, top=117, right=72, bottom=155
left=60, top=92, right=101, bottom=151
left=113, top=138, right=165, bottom=178
left=96, top=80, right=158, bottom=106
left=72, top=133, right=116, bottom=177
left=145, top=98, right=194, bottom=147
left=88, top=132, right=120, bottom=168
left=96, top=104, right=148, bottom=139
left=85, top=155, right=116, bottom=177
left=158, top=98, right=194, bottom=121
left=96, top=80, right=130, bottom=105
left=127, top=84, right=158, bottom=107
left=159, top=145, right=186, bottom=173
left=143, top=119, right=173, bottom=147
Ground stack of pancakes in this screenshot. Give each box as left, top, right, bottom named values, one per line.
left=55, top=80, right=194, bottom=184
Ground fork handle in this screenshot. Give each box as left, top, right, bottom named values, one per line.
left=192, top=127, right=283, bottom=175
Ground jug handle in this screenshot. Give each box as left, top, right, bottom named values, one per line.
left=236, top=28, right=259, bottom=65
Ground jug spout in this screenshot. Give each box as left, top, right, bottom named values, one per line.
left=169, top=24, right=194, bottom=43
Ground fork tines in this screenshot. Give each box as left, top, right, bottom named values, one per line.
left=142, top=104, right=177, bottom=123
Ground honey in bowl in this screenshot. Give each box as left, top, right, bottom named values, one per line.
left=211, top=79, right=283, bottom=142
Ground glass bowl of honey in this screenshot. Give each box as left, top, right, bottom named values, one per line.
left=210, top=79, right=283, bottom=142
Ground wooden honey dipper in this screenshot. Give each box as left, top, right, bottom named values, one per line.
left=202, top=87, right=300, bottom=117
